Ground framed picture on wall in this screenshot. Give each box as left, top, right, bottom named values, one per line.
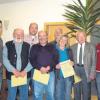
left=44, top=22, right=76, bottom=46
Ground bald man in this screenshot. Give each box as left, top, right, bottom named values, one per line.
left=24, top=22, right=39, bottom=98
left=3, top=28, right=32, bottom=100
left=71, top=31, right=96, bottom=100
left=24, top=22, right=38, bottom=45
left=29, top=31, right=59, bottom=100
left=51, top=27, right=63, bottom=46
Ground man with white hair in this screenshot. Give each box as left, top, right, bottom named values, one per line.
left=3, top=28, right=32, bottom=100
left=71, top=31, right=96, bottom=100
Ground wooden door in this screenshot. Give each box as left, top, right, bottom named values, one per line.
left=44, top=22, right=76, bottom=46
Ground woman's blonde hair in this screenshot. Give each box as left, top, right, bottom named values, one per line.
left=57, top=34, right=69, bottom=47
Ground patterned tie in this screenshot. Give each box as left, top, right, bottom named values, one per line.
left=79, top=44, right=82, bottom=65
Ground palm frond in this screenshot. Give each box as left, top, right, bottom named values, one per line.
left=63, top=0, right=100, bottom=36
left=77, top=0, right=84, bottom=8
left=89, top=0, right=100, bottom=10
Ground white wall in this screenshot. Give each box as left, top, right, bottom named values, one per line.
left=0, top=0, right=85, bottom=43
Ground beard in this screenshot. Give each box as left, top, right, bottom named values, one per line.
left=14, top=38, right=23, bottom=43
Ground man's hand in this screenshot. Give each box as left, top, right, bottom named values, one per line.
left=56, top=64, right=61, bottom=69
left=68, top=60, right=74, bottom=66
left=20, top=70, right=27, bottom=77
left=13, top=69, right=20, bottom=78
left=46, top=66, right=50, bottom=72
left=89, top=74, right=95, bottom=80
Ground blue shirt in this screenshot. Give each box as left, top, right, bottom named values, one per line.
left=3, top=40, right=32, bottom=73
left=56, top=45, right=70, bottom=77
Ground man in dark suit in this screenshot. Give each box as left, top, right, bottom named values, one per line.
left=71, top=31, right=96, bottom=100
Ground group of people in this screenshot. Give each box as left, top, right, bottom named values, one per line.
left=0, top=21, right=100, bottom=100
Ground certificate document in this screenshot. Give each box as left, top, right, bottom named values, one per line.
left=33, top=69, right=50, bottom=85
left=74, top=74, right=81, bottom=84
left=11, top=75, right=27, bottom=87
left=60, top=60, right=75, bottom=78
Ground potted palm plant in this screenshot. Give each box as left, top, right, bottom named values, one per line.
left=63, top=0, right=100, bottom=36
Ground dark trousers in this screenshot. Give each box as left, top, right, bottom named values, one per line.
left=74, top=66, right=91, bottom=100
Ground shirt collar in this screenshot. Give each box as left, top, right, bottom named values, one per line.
left=78, top=42, right=85, bottom=47
left=29, top=34, right=38, bottom=38
left=38, top=43, right=49, bottom=47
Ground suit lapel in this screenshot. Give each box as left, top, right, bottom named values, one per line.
left=83, top=42, right=88, bottom=61
left=75, top=44, right=78, bottom=63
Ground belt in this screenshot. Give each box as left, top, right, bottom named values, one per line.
left=76, top=64, right=84, bottom=67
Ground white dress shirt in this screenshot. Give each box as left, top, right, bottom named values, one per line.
left=24, top=34, right=38, bottom=46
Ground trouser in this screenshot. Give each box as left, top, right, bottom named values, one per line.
left=74, top=66, right=91, bottom=100
left=55, top=76, right=73, bottom=100
left=7, top=79, right=30, bottom=100
left=34, top=71, right=55, bottom=100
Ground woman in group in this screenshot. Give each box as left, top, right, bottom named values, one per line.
left=55, top=34, right=74, bottom=100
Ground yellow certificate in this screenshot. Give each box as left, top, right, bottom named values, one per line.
left=60, top=60, right=75, bottom=78
left=11, top=75, right=27, bottom=87
left=74, top=74, right=81, bottom=84
left=33, top=69, right=50, bottom=85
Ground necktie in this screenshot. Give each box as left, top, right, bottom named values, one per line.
left=79, top=44, right=82, bottom=65
left=31, top=37, right=34, bottom=45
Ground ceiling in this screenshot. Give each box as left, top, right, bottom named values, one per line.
left=0, top=0, right=28, bottom=4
